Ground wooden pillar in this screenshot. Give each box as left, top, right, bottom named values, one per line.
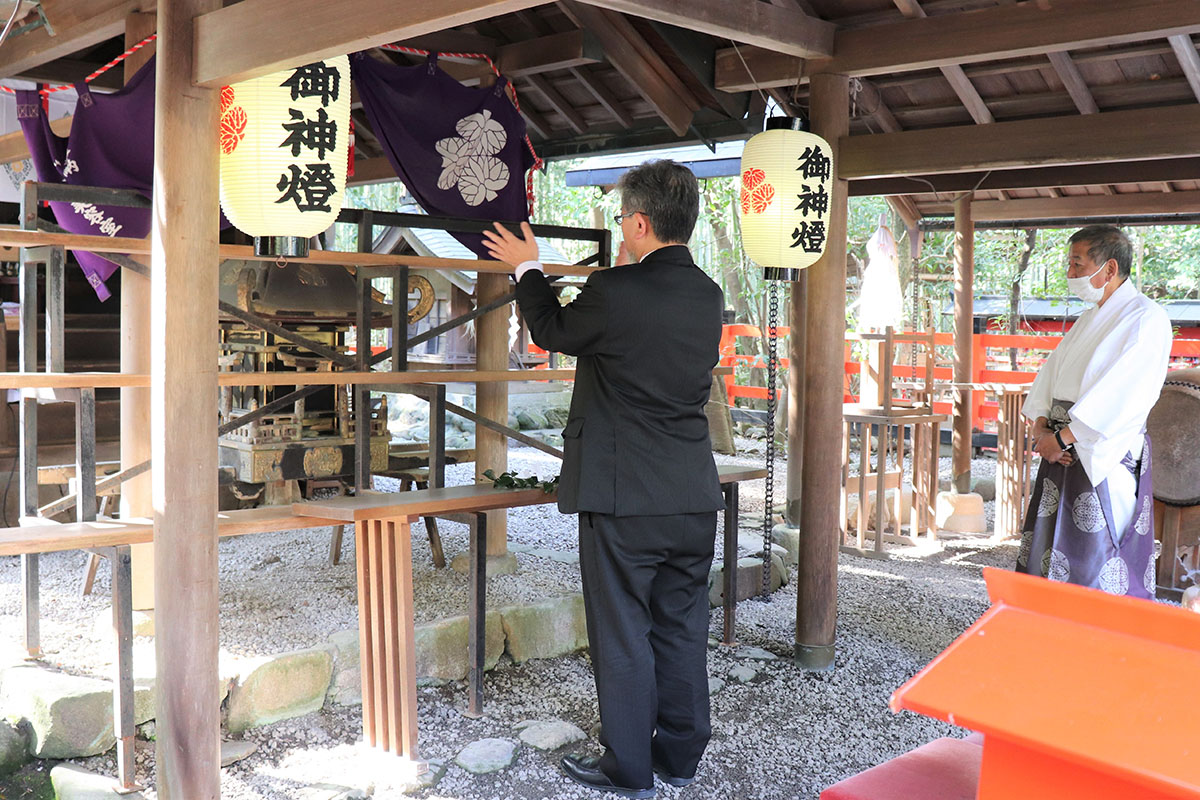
left=475, top=273, right=508, bottom=557
left=795, top=73, right=849, bottom=671
left=151, top=1, right=220, bottom=797
left=785, top=271, right=806, bottom=525
left=952, top=192, right=974, bottom=493
left=122, top=11, right=156, bottom=610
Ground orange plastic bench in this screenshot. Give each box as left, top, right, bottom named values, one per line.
left=890, top=569, right=1200, bottom=800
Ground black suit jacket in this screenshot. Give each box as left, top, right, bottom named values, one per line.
left=515, top=245, right=725, bottom=517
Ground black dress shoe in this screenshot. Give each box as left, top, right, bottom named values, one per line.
left=560, top=754, right=655, bottom=799
left=651, top=759, right=696, bottom=787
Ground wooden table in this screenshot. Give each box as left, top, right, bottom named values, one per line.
left=841, top=405, right=947, bottom=558
left=292, top=464, right=766, bottom=760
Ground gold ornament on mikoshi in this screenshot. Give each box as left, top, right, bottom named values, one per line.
left=219, top=56, right=351, bottom=248
left=738, top=119, right=834, bottom=281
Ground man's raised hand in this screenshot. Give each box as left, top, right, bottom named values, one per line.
left=483, top=221, right=540, bottom=268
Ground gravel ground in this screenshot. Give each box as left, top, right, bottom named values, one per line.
left=1, top=440, right=1017, bottom=799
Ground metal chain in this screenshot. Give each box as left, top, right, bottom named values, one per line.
left=761, top=280, right=780, bottom=598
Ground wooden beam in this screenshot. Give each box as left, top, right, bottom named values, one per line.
left=1169, top=34, right=1200, bottom=103
left=433, top=29, right=603, bottom=84
left=525, top=73, right=588, bottom=135
left=557, top=1, right=694, bottom=136
left=1046, top=50, right=1099, bottom=115
left=393, top=30, right=497, bottom=58
left=0, top=116, right=72, bottom=165
left=193, top=0, right=547, bottom=88
left=572, top=0, right=833, bottom=59
left=13, top=60, right=124, bottom=91
left=153, top=0, right=221, bottom=796
left=570, top=65, right=635, bottom=128
left=348, top=157, right=398, bottom=186
left=0, top=1, right=148, bottom=79
left=848, top=158, right=1200, bottom=196
left=956, top=190, right=1200, bottom=221
left=886, top=195, right=922, bottom=229
left=891, top=0, right=992, bottom=124
left=839, top=104, right=1200, bottom=180
left=715, top=0, right=1200, bottom=91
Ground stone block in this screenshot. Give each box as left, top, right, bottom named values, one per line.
left=708, top=555, right=786, bottom=607
left=516, top=720, right=586, bottom=751
left=0, top=718, right=28, bottom=775
left=1, top=664, right=115, bottom=758
left=845, top=486, right=913, bottom=531
left=935, top=491, right=987, bottom=534
left=225, top=647, right=334, bottom=734
left=770, top=524, right=800, bottom=566
left=450, top=551, right=518, bottom=576
left=972, top=477, right=996, bottom=502
left=414, top=610, right=505, bottom=681
left=325, top=629, right=363, bottom=706
left=455, top=738, right=517, bottom=774
left=500, top=594, right=588, bottom=663
left=544, top=407, right=570, bottom=428
left=51, top=763, right=148, bottom=800
left=516, top=410, right=548, bottom=430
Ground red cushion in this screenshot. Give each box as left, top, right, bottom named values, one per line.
left=820, top=737, right=982, bottom=800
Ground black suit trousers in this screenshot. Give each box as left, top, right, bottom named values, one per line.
left=578, top=510, right=717, bottom=789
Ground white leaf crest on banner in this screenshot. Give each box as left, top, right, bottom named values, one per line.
left=436, top=110, right=511, bottom=206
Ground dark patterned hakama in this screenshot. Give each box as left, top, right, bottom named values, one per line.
left=1017, top=419, right=1156, bottom=599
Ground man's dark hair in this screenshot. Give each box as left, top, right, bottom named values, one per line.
left=616, top=159, right=699, bottom=245
left=1069, top=225, right=1132, bottom=280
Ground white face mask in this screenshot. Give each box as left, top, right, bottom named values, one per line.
left=1067, top=262, right=1108, bottom=304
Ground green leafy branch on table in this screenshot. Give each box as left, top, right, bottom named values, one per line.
left=481, top=469, right=559, bottom=494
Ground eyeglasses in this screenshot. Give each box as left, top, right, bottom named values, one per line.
left=613, top=210, right=643, bottom=225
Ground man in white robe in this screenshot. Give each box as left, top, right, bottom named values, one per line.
left=1019, top=225, right=1171, bottom=598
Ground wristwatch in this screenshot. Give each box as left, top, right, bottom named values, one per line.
left=1054, top=429, right=1071, bottom=452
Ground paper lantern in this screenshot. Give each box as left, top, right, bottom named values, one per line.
left=739, top=117, right=834, bottom=282
left=220, top=56, right=350, bottom=258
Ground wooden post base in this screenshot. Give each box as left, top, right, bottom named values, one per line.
left=354, top=518, right=419, bottom=760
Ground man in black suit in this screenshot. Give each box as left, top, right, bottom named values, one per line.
left=483, top=160, right=725, bottom=799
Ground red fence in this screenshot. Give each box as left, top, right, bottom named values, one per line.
left=722, top=325, right=1200, bottom=431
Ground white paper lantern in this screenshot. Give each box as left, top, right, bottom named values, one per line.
left=739, top=118, right=834, bottom=281
left=219, top=56, right=350, bottom=256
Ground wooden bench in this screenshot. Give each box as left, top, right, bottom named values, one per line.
left=291, top=464, right=767, bottom=765
left=0, top=506, right=342, bottom=793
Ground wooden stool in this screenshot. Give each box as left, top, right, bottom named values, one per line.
left=328, top=469, right=445, bottom=569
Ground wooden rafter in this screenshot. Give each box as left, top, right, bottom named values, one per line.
left=0, top=0, right=151, bottom=79
left=193, top=0, right=548, bottom=87
left=1046, top=50, right=1099, bottom=115
left=840, top=104, right=1200, bottom=180
left=1169, top=34, right=1200, bottom=103
left=525, top=74, right=587, bottom=135
left=570, top=66, right=635, bottom=128
left=557, top=0, right=695, bottom=136
left=571, top=0, right=833, bottom=59
left=892, top=0, right=992, bottom=124
left=437, top=30, right=604, bottom=84
left=714, top=0, right=1200, bottom=91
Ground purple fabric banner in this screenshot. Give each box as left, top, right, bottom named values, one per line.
left=351, top=52, right=535, bottom=256
left=16, top=57, right=156, bottom=301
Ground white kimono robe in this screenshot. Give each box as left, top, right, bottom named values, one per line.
left=1023, top=280, right=1172, bottom=533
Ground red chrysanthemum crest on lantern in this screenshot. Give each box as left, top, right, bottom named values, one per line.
left=219, top=86, right=247, bottom=155
left=740, top=167, right=775, bottom=215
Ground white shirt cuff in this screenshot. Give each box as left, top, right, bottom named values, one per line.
left=515, top=260, right=543, bottom=281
